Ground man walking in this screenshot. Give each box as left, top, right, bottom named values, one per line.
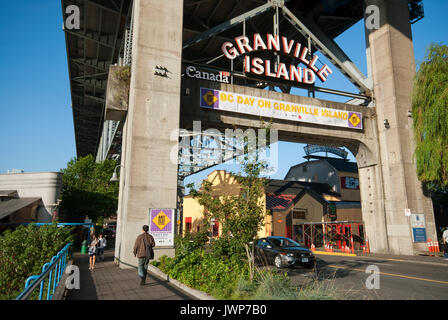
left=443, top=227, right=448, bottom=260
left=133, top=225, right=156, bottom=285
left=98, top=234, right=107, bottom=261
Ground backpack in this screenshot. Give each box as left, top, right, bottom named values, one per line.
left=143, top=234, right=154, bottom=259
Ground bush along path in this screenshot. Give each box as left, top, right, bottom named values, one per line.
left=151, top=161, right=345, bottom=300
left=0, top=223, right=74, bottom=300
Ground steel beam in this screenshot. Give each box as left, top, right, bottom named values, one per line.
left=183, top=1, right=273, bottom=49
left=281, top=6, right=372, bottom=93
left=64, top=29, right=115, bottom=48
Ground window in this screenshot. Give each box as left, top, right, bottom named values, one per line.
left=256, top=239, right=270, bottom=248
left=185, top=217, right=192, bottom=232
left=292, top=208, right=307, bottom=220
left=212, top=221, right=219, bottom=237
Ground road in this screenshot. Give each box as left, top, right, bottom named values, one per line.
left=284, top=253, right=448, bottom=300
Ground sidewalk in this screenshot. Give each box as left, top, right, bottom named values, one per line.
left=67, top=248, right=196, bottom=300
left=356, top=251, right=448, bottom=267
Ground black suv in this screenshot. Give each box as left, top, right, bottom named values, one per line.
left=254, top=236, right=315, bottom=269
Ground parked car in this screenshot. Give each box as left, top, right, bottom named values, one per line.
left=254, top=236, right=315, bottom=269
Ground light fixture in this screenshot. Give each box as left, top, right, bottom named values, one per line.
left=110, top=165, right=123, bottom=182
left=383, top=119, right=390, bottom=129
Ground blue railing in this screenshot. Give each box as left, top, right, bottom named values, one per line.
left=15, top=242, right=73, bottom=300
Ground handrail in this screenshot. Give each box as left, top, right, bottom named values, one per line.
left=15, top=242, right=72, bottom=300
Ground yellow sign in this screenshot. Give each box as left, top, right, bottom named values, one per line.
left=349, top=113, right=361, bottom=127
left=202, top=90, right=217, bottom=107
left=152, top=211, right=171, bottom=230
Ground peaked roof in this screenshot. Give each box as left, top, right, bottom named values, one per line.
left=265, top=179, right=333, bottom=211
left=285, top=158, right=358, bottom=179
left=0, top=197, right=41, bottom=220
left=266, top=194, right=296, bottom=210
left=325, top=159, right=358, bottom=173
left=266, top=179, right=340, bottom=197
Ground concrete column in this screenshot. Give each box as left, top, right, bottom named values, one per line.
left=365, top=0, right=436, bottom=254
left=115, top=0, right=183, bottom=268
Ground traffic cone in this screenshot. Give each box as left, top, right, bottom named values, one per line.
left=435, top=241, right=440, bottom=253
left=365, top=238, right=370, bottom=254
left=350, top=236, right=355, bottom=254
left=428, top=239, right=433, bottom=253
left=311, top=243, right=315, bottom=251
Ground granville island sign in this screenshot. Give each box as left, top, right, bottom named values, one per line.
left=190, top=33, right=362, bottom=130
left=221, top=33, right=334, bottom=85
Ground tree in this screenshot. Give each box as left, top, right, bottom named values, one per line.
left=60, top=155, right=119, bottom=223
left=412, top=43, right=448, bottom=191
left=187, top=160, right=268, bottom=279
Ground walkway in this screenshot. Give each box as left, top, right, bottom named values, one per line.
left=67, top=248, right=196, bottom=300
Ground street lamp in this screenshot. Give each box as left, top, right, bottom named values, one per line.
left=110, top=165, right=124, bottom=182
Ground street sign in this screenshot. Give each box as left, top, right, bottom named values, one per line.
left=411, top=213, right=427, bottom=243
left=149, top=208, right=175, bottom=246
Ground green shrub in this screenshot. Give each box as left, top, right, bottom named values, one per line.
left=154, top=249, right=247, bottom=296
left=174, top=230, right=209, bottom=259
left=0, top=223, right=74, bottom=300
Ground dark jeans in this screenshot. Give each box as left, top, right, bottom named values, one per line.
left=138, top=257, right=150, bottom=279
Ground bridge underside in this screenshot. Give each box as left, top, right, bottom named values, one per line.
left=62, top=0, right=435, bottom=266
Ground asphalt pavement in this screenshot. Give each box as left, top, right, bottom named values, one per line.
left=285, top=253, right=448, bottom=300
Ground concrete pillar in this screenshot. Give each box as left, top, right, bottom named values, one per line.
left=364, top=0, right=436, bottom=254
left=114, top=0, right=183, bottom=268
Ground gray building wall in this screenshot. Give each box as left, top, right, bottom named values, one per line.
left=0, top=172, right=63, bottom=222
left=285, top=160, right=340, bottom=193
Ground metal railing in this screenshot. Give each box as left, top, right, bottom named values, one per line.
left=15, top=242, right=72, bottom=300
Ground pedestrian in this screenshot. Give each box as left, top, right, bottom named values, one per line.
left=98, top=234, right=107, bottom=261
left=88, top=234, right=100, bottom=270
left=442, top=227, right=448, bottom=260
left=133, top=225, right=155, bottom=285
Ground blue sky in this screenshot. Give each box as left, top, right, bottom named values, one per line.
left=0, top=1, right=446, bottom=187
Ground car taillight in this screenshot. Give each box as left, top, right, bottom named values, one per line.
left=281, top=252, right=286, bottom=256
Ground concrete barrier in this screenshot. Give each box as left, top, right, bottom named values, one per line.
left=147, top=264, right=216, bottom=300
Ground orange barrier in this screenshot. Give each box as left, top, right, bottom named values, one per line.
left=350, top=236, right=355, bottom=254
left=365, top=237, right=370, bottom=254
left=434, top=241, right=440, bottom=253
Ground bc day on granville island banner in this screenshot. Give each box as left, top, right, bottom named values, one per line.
left=200, top=87, right=363, bottom=130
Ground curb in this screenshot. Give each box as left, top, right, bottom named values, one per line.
left=313, top=250, right=357, bottom=257
left=147, top=264, right=216, bottom=300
